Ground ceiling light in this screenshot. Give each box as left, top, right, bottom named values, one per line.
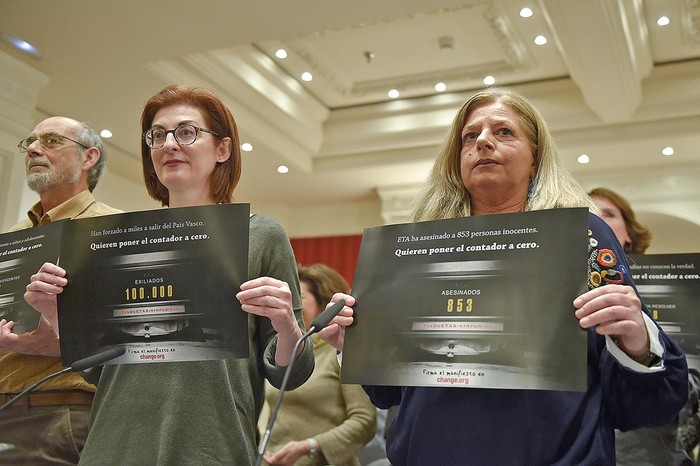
left=277, top=165, right=289, bottom=174
left=275, top=49, right=288, bottom=59
left=657, top=16, right=670, bottom=26
left=520, top=8, right=534, bottom=18
left=241, top=143, right=253, bottom=152
left=434, top=82, right=447, bottom=92
left=577, top=154, right=590, bottom=164
left=662, top=146, right=674, bottom=156
left=301, top=72, right=313, bottom=82
left=534, top=35, right=548, bottom=46
left=100, top=130, right=112, bottom=138
left=388, top=89, right=400, bottom=99
left=0, top=33, right=42, bottom=58
left=483, top=75, right=496, bottom=86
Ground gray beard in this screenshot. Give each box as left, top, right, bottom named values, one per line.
left=27, top=166, right=81, bottom=192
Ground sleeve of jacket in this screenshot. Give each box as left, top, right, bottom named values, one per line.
left=362, top=385, right=403, bottom=410
left=588, top=213, right=688, bottom=431
left=250, top=214, right=314, bottom=390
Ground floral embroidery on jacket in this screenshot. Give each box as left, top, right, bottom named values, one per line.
left=588, top=229, right=625, bottom=290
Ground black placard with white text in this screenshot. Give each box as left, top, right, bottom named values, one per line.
left=58, top=204, right=250, bottom=365
left=343, top=208, right=589, bottom=391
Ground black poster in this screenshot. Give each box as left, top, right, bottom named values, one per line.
left=0, top=222, right=63, bottom=333
left=58, top=204, right=250, bottom=365
left=629, top=253, right=700, bottom=369
left=343, top=208, right=589, bottom=391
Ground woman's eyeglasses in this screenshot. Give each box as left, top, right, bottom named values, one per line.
left=143, top=123, right=219, bottom=149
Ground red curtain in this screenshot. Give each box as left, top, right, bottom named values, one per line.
left=290, top=234, right=363, bottom=287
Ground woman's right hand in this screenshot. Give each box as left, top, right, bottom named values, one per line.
left=318, top=293, right=355, bottom=352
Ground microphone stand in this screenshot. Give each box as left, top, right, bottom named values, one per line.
left=255, top=299, right=345, bottom=466
left=0, top=367, right=73, bottom=413
left=0, top=346, right=126, bottom=413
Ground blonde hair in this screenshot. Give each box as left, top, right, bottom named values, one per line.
left=411, top=88, right=594, bottom=221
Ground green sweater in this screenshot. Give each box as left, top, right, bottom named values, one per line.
left=79, top=214, right=314, bottom=465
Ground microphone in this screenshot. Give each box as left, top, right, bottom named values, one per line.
left=255, top=299, right=346, bottom=466
left=70, top=346, right=126, bottom=371
left=309, top=298, right=347, bottom=335
left=0, top=346, right=126, bottom=413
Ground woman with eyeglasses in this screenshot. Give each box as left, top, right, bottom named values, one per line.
left=71, top=85, right=315, bottom=465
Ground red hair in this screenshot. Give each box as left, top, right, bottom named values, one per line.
left=141, top=85, right=242, bottom=206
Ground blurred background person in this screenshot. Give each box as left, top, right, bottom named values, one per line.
left=262, top=263, right=376, bottom=466
left=589, top=186, right=700, bottom=466
left=320, top=88, right=688, bottom=465
left=24, top=85, right=314, bottom=465
left=588, top=187, right=652, bottom=254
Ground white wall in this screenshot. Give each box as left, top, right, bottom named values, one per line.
left=93, top=168, right=160, bottom=214
left=0, top=50, right=48, bottom=231
left=251, top=199, right=383, bottom=239
left=640, top=212, right=700, bottom=255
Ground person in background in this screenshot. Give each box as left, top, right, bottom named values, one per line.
left=320, top=87, right=689, bottom=465
left=589, top=186, right=700, bottom=466
left=0, top=117, right=121, bottom=464
left=588, top=187, right=651, bottom=254
left=24, top=85, right=314, bottom=465
left=262, top=263, right=376, bottom=466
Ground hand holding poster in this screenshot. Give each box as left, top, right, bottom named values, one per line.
left=0, top=222, right=63, bottom=333
left=342, top=207, right=589, bottom=391
left=57, top=204, right=250, bottom=365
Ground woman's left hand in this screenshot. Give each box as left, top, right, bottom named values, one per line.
left=236, top=276, right=303, bottom=365
left=237, top=277, right=296, bottom=332
left=574, top=284, right=649, bottom=358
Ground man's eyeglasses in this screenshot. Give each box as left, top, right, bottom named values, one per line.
left=143, top=123, right=219, bottom=149
left=18, top=133, right=90, bottom=153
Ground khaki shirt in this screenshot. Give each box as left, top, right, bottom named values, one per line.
left=0, top=190, right=122, bottom=394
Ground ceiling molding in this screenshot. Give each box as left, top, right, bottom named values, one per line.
left=267, top=1, right=538, bottom=104
left=487, top=0, right=535, bottom=68
left=540, top=0, right=651, bottom=122
left=682, top=0, right=700, bottom=45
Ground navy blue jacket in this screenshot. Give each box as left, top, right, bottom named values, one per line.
left=364, top=213, right=688, bottom=466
